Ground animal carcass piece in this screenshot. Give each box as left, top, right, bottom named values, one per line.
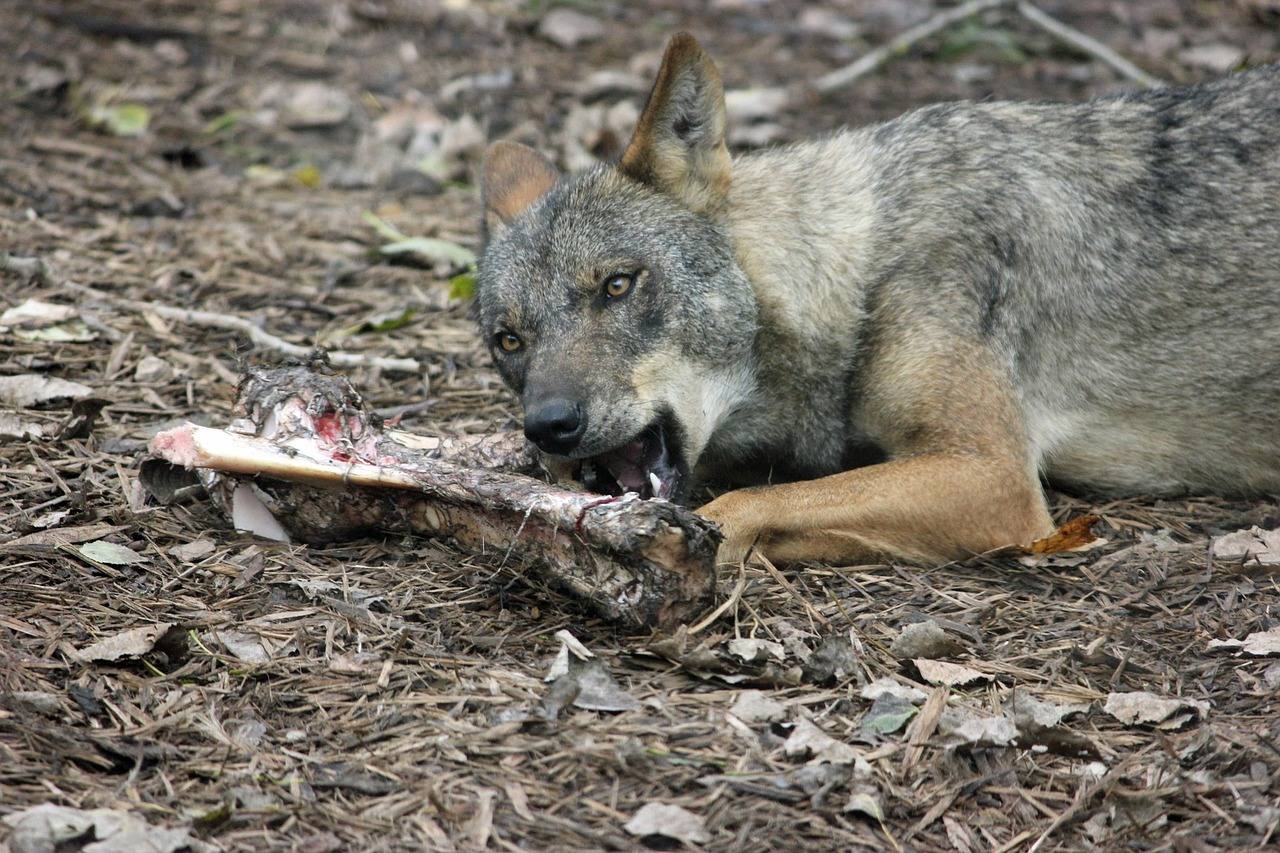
left=145, top=362, right=719, bottom=629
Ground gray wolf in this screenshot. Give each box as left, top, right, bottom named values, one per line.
left=475, top=33, right=1280, bottom=566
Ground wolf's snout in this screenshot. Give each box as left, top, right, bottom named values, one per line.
left=524, top=398, right=587, bottom=454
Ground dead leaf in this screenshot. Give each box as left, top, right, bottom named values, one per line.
left=727, top=637, right=785, bottom=663
left=1103, top=691, right=1209, bottom=728
left=1028, top=515, right=1105, bottom=555
left=939, top=709, right=1020, bottom=747
left=329, top=652, right=383, bottom=674
left=538, top=8, right=605, bottom=48
left=134, top=354, right=174, bottom=383
left=206, top=630, right=271, bottom=663
left=78, top=540, right=148, bottom=566
left=3, top=522, right=126, bottom=550
left=729, top=690, right=786, bottom=724
left=1208, top=625, right=1280, bottom=656
left=860, top=677, right=928, bottom=704
left=0, top=412, right=45, bottom=441
left=2, top=803, right=194, bottom=853
left=1007, top=690, right=1088, bottom=729
left=168, top=540, right=216, bottom=562
left=623, top=802, right=710, bottom=845
left=312, top=762, right=397, bottom=795
left=803, top=635, right=858, bottom=683
left=843, top=788, right=884, bottom=821
left=783, top=719, right=870, bottom=772
left=914, top=659, right=991, bottom=687
left=891, top=619, right=963, bottom=659
left=0, top=374, right=93, bottom=408
left=1179, top=43, right=1244, bottom=72
left=1211, top=526, right=1280, bottom=565
left=72, top=623, right=176, bottom=663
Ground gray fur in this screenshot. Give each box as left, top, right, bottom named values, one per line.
left=479, top=62, right=1280, bottom=499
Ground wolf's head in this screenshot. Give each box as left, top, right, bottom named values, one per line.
left=476, top=34, right=758, bottom=502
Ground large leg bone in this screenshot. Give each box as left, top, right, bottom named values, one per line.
left=146, top=363, right=719, bottom=629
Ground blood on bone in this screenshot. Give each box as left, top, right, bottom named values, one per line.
left=149, top=426, right=199, bottom=466
left=313, top=412, right=344, bottom=443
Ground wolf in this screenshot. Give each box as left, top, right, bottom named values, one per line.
left=475, top=32, right=1280, bottom=567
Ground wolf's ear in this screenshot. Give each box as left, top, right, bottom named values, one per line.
left=482, top=141, right=559, bottom=236
left=620, top=33, right=731, bottom=214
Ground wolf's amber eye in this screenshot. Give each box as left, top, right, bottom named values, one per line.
left=602, top=273, right=633, bottom=300
left=496, top=332, right=522, bottom=353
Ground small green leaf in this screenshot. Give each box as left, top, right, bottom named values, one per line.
left=379, top=237, right=476, bottom=267
left=859, top=694, right=918, bottom=736
left=203, top=110, right=244, bottom=135
left=360, top=210, right=409, bottom=243
left=448, top=272, right=477, bottom=300
left=292, top=163, right=322, bottom=188
left=88, top=103, right=151, bottom=137
left=319, top=307, right=417, bottom=345
left=79, top=540, right=148, bottom=565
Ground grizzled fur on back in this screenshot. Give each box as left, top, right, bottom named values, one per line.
left=478, top=59, right=1280, bottom=500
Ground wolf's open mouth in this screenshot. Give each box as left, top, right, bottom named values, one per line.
left=578, top=415, right=688, bottom=501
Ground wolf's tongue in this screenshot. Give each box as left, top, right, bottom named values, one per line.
left=607, top=460, right=648, bottom=492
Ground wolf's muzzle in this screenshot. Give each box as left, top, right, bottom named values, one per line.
left=524, top=398, right=586, bottom=454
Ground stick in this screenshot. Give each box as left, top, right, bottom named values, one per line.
left=811, top=0, right=1162, bottom=96
left=1016, top=3, right=1164, bottom=88
left=60, top=281, right=423, bottom=375
left=813, top=0, right=1012, bottom=94
left=145, top=364, right=719, bottom=629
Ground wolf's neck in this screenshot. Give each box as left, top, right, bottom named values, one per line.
left=717, top=132, right=881, bottom=473
left=725, top=133, right=878, bottom=352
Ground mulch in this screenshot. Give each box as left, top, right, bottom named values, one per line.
left=3, top=1, right=1279, bottom=850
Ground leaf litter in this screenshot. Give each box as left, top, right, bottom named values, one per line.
left=4, top=2, right=1280, bottom=851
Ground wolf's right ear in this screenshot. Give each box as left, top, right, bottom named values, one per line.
left=481, top=141, right=559, bottom=237
left=620, top=33, right=731, bottom=215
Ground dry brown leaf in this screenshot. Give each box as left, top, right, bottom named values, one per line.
left=1211, top=526, right=1280, bottom=565
left=1208, top=626, right=1280, bottom=656
left=914, top=658, right=990, bottom=687
left=1103, top=691, right=1209, bottom=728
left=729, top=689, right=786, bottom=724
left=2, top=803, right=194, bottom=853
left=1029, top=515, right=1104, bottom=554
left=0, top=374, right=92, bottom=408
left=72, top=623, right=175, bottom=663
left=623, top=802, right=710, bottom=845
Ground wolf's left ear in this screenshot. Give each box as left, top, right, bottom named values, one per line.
left=482, top=141, right=560, bottom=237
left=620, top=33, right=731, bottom=215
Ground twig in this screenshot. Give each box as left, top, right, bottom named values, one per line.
left=1016, top=2, right=1164, bottom=88
left=62, top=281, right=422, bottom=374
left=810, top=0, right=1162, bottom=96
left=813, top=0, right=1012, bottom=94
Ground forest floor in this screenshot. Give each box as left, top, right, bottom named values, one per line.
left=2, top=1, right=1279, bottom=850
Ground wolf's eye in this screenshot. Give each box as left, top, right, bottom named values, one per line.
left=495, top=332, right=522, bottom=353
left=602, top=273, right=633, bottom=300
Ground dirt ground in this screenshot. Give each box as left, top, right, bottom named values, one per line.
left=3, top=1, right=1280, bottom=850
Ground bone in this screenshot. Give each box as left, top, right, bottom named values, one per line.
left=145, top=362, right=720, bottom=629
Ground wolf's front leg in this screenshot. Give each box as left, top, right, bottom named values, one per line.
left=696, top=451, right=1053, bottom=565
left=697, top=332, right=1055, bottom=566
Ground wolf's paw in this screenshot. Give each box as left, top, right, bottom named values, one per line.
left=696, top=491, right=764, bottom=566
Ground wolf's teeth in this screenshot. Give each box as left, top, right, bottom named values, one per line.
left=648, top=471, right=662, bottom=497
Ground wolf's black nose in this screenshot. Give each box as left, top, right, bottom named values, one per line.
left=524, top=399, right=586, bottom=454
